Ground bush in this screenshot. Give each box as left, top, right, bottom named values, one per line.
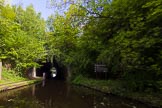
left=0, top=67, right=27, bottom=83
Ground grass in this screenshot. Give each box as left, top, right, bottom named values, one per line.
left=72, top=75, right=125, bottom=94
left=72, top=75, right=162, bottom=108
left=0, top=67, right=42, bottom=92
left=0, top=68, right=27, bottom=84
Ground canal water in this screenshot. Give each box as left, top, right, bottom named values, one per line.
left=0, top=80, right=153, bottom=108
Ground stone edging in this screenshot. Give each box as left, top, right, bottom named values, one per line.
left=0, top=80, right=41, bottom=92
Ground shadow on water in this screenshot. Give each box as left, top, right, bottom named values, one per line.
left=0, top=80, right=154, bottom=108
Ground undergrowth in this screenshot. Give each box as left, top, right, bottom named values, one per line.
left=0, top=68, right=27, bottom=84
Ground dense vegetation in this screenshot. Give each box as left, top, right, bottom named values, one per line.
left=0, top=0, right=46, bottom=75
left=46, top=0, right=162, bottom=92
left=0, top=68, right=27, bottom=84
left=0, top=0, right=162, bottom=94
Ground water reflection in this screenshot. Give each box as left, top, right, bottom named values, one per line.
left=42, top=80, right=45, bottom=87
left=0, top=80, right=153, bottom=108
left=32, top=85, right=35, bottom=96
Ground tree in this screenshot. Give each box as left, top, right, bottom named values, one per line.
left=47, top=0, right=162, bottom=91
left=0, top=3, right=47, bottom=75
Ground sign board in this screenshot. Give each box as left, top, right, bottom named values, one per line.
left=94, top=64, right=108, bottom=73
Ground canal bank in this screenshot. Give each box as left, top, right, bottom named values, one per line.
left=0, top=80, right=154, bottom=108
left=0, top=79, right=42, bottom=92
left=0, top=66, right=42, bottom=92
left=72, top=75, right=162, bottom=108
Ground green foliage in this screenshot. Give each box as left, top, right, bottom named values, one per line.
left=0, top=67, right=27, bottom=83
left=72, top=75, right=125, bottom=95
left=47, top=0, right=162, bottom=92
left=46, top=9, right=79, bottom=67
left=0, top=3, right=46, bottom=74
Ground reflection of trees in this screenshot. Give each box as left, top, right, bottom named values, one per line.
left=0, top=82, right=89, bottom=108
left=0, top=86, right=28, bottom=102
left=11, top=98, right=43, bottom=108
left=0, top=85, right=43, bottom=108
left=0, top=82, right=148, bottom=108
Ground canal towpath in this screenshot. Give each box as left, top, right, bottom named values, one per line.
left=0, top=79, right=42, bottom=92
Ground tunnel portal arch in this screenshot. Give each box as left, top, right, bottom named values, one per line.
left=36, top=59, right=69, bottom=80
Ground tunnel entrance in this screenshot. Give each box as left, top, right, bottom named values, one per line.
left=36, top=59, right=68, bottom=80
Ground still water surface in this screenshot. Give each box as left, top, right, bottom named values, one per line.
left=0, top=80, right=152, bottom=108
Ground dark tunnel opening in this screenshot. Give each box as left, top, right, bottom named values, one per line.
left=36, top=59, right=67, bottom=80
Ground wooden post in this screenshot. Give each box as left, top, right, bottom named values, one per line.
left=0, top=61, right=2, bottom=80
left=32, top=67, right=36, bottom=78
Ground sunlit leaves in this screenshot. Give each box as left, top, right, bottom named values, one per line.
left=46, top=7, right=80, bottom=66
left=0, top=5, right=16, bottom=20
left=0, top=4, right=46, bottom=73
left=63, top=0, right=162, bottom=82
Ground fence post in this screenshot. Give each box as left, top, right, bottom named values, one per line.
left=0, top=61, right=2, bottom=80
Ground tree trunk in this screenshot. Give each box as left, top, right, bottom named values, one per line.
left=0, top=61, right=2, bottom=80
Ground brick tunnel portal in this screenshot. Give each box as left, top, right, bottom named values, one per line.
left=36, top=59, right=68, bottom=80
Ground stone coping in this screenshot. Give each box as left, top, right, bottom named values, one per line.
left=0, top=80, right=42, bottom=92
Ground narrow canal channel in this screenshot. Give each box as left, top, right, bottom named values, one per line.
left=0, top=80, right=154, bottom=108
